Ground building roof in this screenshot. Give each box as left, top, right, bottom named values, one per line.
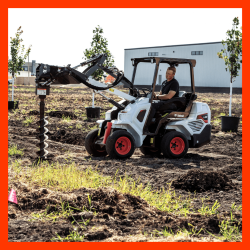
left=125, top=41, right=222, bottom=51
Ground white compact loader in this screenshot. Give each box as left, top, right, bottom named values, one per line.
left=84, top=56, right=212, bottom=159
left=34, top=54, right=211, bottom=159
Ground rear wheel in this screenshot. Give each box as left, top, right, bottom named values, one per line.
left=161, top=131, right=188, bottom=158
left=140, top=147, right=161, bottom=157
left=85, top=129, right=107, bottom=157
left=106, top=130, right=135, bottom=159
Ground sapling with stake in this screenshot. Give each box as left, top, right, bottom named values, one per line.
left=8, top=26, right=32, bottom=102
left=217, top=17, right=242, bottom=116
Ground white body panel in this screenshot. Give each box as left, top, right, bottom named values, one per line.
left=97, top=99, right=211, bottom=148
left=105, top=97, right=150, bottom=147
left=100, top=88, right=135, bottom=101
left=88, top=77, right=135, bottom=101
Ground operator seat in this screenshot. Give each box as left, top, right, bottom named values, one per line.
left=154, top=96, right=186, bottom=117
left=153, top=92, right=197, bottom=121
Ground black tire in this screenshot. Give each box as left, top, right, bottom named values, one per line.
left=140, top=147, right=161, bottom=157
left=161, top=131, right=188, bottom=159
left=85, top=129, right=107, bottom=157
left=106, top=130, right=135, bottom=159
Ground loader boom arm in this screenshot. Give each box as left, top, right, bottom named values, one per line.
left=35, top=53, right=134, bottom=91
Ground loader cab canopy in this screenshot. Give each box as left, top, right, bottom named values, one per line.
left=130, top=56, right=196, bottom=94
left=130, top=57, right=197, bottom=135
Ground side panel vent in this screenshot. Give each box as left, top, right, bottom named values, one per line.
left=188, top=120, right=204, bottom=132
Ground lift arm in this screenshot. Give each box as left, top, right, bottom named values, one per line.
left=35, top=54, right=134, bottom=91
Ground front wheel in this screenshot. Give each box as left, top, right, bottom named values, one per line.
left=85, top=129, right=107, bottom=157
left=106, top=130, right=135, bottom=159
left=161, top=131, right=188, bottom=159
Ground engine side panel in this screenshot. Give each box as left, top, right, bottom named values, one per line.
left=165, top=101, right=211, bottom=146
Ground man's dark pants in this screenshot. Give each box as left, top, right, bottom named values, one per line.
left=146, top=101, right=177, bottom=126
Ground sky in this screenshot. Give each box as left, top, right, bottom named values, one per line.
left=8, top=8, right=242, bottom=71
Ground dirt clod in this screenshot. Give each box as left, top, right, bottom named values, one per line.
left=86, top=230, right=113, bottom=241
left=69, top=212, right=94, bottom=221
left=29, top=110, right=39, bottom=115
left=171, top=169, right=237, bottom=192
left=48, top=111, right=77, bottom=119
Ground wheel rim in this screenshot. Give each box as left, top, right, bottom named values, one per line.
left=115, top=137, right=131, bottom=155
left=170, top=137, right=185, bottom=155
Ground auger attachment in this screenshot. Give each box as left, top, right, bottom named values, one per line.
left=35, top=84, right=50, bottom=160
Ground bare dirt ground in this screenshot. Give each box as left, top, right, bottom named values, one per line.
left=8, top=86, right=242, bottom=242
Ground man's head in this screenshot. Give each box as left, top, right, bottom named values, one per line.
left=166, top=66, right=176, bottom=81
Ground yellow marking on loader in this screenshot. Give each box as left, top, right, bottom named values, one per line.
left=109, top=88, right=114, bottom=92
left=162, top=112, right=169, bottom=118
left=150, top=138, right=154, bottom=144
left=98, top=128, right=101, bottom=136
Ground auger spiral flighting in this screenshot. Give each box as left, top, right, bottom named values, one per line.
left=36, top=98, right=49, bottom=159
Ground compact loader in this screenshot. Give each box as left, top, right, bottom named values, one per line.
left=35, top=54, right=211, bottom=159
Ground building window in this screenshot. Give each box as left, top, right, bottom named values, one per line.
left=191, top=51, right=203, bottom=55
left=22, top=66, right=28, bottom=71
left=148, top=52, right=158, bottom=56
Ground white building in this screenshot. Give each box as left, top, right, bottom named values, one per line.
left=8, top=60, right=39, bottom=78
left=124, top=42, right=242, bottom=93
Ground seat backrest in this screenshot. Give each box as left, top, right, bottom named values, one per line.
left=184, top=92, right=197, bottom=100
left=183, top=92, right=197, bottom=109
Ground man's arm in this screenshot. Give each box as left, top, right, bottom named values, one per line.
left=153, top=90, right=163, bottom=99
left=156, top=90, right=176, bottom=100
left=156, top=80, right=179, bottom=100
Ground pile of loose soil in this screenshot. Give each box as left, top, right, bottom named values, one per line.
left=8, top=179, right=241, bottom=242
left=50, top=129, right=85, bottom=145
left=171, top=170, right=237, bottom=193
left=48, top=111, right=77, bottom=119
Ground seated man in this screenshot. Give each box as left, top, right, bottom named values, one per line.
left=145, top=66, right=179, bottom=131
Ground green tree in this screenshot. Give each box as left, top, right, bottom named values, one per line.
left=83, top=25, right=114, bottom=81
left=217, top=17, right=242, bottom=116
left=8, top=26, right=32, bottom=78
